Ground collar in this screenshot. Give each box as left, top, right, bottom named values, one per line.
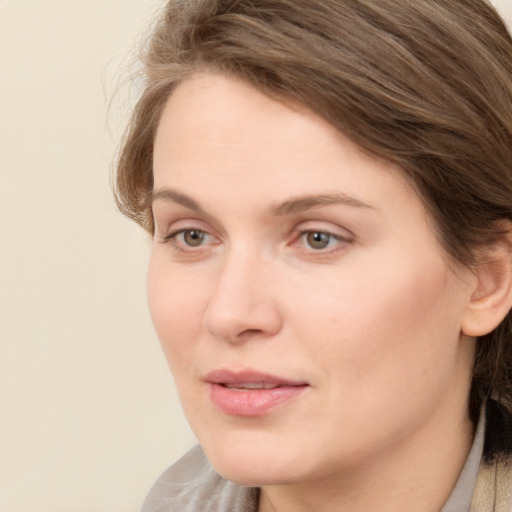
left=441, top=404, right=486, bottom=512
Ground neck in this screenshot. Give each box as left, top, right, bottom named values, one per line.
left=258, top=406, right=474, bottom=512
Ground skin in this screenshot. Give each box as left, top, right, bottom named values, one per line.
left=148, top=72, right=478, bottom=512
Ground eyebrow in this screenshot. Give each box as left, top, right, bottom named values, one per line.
left=270, top=193, right=375, bottom=216
left=151, top=188, right=375, bottom=216
left=151, top=188, right=206, bottom=213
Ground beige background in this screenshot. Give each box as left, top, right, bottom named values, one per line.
left=1, top=1, right=511, bottom=511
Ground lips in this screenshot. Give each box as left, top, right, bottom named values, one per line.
left=205, top=369, right=309, bottom=416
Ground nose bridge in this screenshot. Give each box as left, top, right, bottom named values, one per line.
left=203, top=245, right=281, bottom=343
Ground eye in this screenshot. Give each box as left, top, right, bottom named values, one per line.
left=304, top=231, right=333, bottom=249
left=163, top=228, right=214, bottom=250
left=180, top=229, right=208, bottom=247
left=298, top=230, right=348, bottom=251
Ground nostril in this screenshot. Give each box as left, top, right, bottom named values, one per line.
left=235, top=328, right=266, bottom=341
left=241, top=329, right=263, bottom=336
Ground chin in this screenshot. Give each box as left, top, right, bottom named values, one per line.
left=199, top=433, right=306, bottom=486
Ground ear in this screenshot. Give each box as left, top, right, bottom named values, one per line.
left=461, top=224, right=512, bottom=337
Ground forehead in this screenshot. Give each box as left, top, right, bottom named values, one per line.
left=154, top=72, right=350, bottom=175
left=153, top=72, right=423, bottom=221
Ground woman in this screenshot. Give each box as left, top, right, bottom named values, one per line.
left=115, top=1, right=512, bottom=511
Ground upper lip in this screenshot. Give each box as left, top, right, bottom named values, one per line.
left=204, top=369, right=308, bottom=387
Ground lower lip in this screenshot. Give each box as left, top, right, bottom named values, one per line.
left=209, top=384, right=307, bottom=416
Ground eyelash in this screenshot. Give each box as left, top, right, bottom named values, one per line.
left=160, top=227, right=350, bottom=255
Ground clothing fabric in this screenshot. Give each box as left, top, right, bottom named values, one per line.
left=141, top=402, right=511, bottom=512
left=141, top=445, right=258, bottom=512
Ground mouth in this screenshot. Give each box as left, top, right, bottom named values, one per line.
left=204, top=369, right=309, bottom=416
left=223, top=382, right=283, bottom=390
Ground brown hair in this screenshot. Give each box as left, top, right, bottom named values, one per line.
left=115, top=0, right=512, bottom=450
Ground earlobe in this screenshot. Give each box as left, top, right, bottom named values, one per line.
left=461, top=230, right=512, bottom=337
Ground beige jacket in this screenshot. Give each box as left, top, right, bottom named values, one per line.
left=471, top=457, right=512, bottom=511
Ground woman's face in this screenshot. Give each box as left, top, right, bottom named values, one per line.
left=149, top=72, right=476, bottom=486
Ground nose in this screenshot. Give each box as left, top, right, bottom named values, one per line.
left=203, top=250, right=283, bottom=344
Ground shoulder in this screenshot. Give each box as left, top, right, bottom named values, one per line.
left=141, top=445, right=259, bottom=512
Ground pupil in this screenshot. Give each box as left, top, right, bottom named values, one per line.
left=307, top=232, right=329, bottom=249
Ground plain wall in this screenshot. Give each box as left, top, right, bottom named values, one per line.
left=1, top=1, right=511, bottom=511
left=0, top=2, right=196, bottom=511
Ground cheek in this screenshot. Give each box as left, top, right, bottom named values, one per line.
left=281, top=255, right=470, bottom=454
left=289, top=251, right=465, bottom=388
left=147, top=255, right=208, bottom=369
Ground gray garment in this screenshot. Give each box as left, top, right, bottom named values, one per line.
left=440, top=408, right=485, bottom=512
left=141, top=446, right=258, bottom=512
left=141, top=411, right=485, bottom=512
